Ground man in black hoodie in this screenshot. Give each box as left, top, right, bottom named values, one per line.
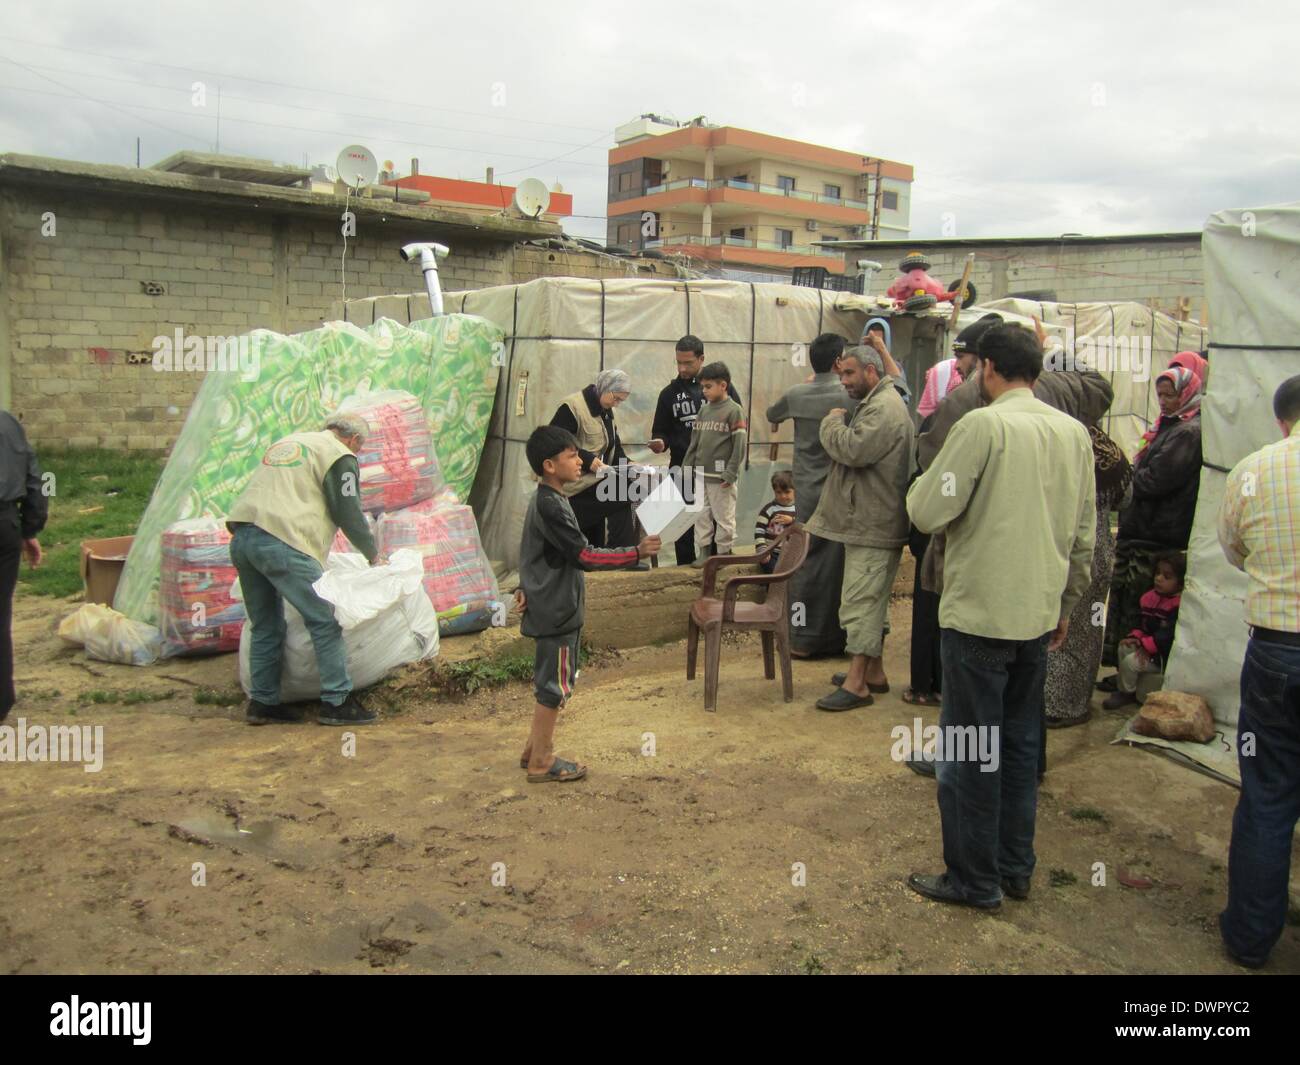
left=649, top=335, right=741, bottom=565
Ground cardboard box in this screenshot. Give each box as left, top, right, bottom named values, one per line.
left=80, top=536, right=135, bottom=606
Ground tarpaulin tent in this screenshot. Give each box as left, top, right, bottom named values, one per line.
left=114, top=314, right=502, bottom=626
left=344, top=278, right=1017, bottom=568
left=343, top=278, right=1198, bottom=569
left=1163, top=202, right=1300, bottom=730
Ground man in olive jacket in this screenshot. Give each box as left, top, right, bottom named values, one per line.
left=806, top=345, right=915, bottom=711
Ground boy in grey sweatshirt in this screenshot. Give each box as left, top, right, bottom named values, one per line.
left=682, top=361, right=748, bottom=563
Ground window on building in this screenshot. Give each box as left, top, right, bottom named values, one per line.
left=821, top=235, right=839, bottom=241
left=775, top=228, right=794, bottom=248
left=776, top=175, right=796, bottom=193
left=882, top=190, right=899, bottom=211
left=729, top=227, right=746, bottom=240
left=733, top=173, right=748, bottom=183
left=618, top=171, right=637, bottom=193
left=616, top=223, right=638, bottom=246
left=823, top=183, right=841, bottom=200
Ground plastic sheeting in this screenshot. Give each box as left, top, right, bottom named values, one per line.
left=114, top=314, right=502, bottom=626
left=1162, top=202, right=1300, bottom=726
left=345, top=277, right=1056, bottom=569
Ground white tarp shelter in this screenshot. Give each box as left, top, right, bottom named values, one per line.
left=1163, top=202, right=1300, bottom=726
left=341, top=278, right=1205, bottom=570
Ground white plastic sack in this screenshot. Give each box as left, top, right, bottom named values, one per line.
left=58, top=603, right=118, bottom=646
left=238, top=548, right=439, bottom=702
left=86, top=612, right=162, bottom=666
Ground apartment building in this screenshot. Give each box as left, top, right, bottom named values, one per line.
left=606, top=115, right=912, bottom=275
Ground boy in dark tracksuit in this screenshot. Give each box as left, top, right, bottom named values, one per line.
left=515, top=426, right=661, bottom=782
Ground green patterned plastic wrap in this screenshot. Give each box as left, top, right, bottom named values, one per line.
left=114, top=315, right=503, bottom=626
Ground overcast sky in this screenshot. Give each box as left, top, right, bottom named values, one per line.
left=1, top=0, right=1295, bottom=245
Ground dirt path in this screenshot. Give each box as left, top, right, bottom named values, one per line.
left=2, top=591, right=1296, bottom=974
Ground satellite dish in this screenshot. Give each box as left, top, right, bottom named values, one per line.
left=336, top=144, right=378, bottom=188
left=512, top=177, right=551, bottom=219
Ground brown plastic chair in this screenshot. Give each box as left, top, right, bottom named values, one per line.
left=686, top=523, right=810, bottom=711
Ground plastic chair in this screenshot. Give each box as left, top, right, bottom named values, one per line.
left=686, top=523, right=810, bottom=711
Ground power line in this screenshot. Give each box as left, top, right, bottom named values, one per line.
left=0, top=35, right=609, bottom=135
left=1, top=58, right=610, bottom=153
left=0, top=53, right=208, bottom=146
left=0, top=80, right=609, bottom=169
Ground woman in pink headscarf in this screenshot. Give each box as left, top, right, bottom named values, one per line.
left=1098, top=364, right=1204, bottom=684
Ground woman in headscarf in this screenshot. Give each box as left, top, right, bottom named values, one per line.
left=549, top=368, right=636, bottom=547
left=1046, top=426, right=1134, bottom=727
left=1098, top=364, right=1204, bottom=684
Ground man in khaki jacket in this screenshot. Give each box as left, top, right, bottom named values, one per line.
left=227, top=413, right=386, bottom=727
left=806, top=343, right=915, bottom=711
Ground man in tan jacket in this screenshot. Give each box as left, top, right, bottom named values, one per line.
left=806, top=342, right=915, bottom=711
left=227, top=413, right=386, bottom=727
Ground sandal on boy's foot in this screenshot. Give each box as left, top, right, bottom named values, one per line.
left=901, top=689, right=939, bottom=707
left=1095, top=674, right=1119, bottom=692
left=527, top=756, right=588, bottom=783
left=816, top=688, right=873, bottom=712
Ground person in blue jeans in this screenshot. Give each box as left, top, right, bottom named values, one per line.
left=1217, top=374, right=1300, bottom=967
left=905, top=324, right=1096, bottom=909
left=227, top=413, right=386, bottom=727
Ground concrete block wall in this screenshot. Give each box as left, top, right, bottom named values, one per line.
left=869, top=239, right=1204, bottom=316
left=509, top=244, right=681, bottom=283
left=1, top=186, right=514, bottom=451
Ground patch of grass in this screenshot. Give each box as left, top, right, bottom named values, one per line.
left=802, top=954, right=825, bottom=975
left=19, top=447, right=165, bottom=599
left=443, top=654, right=536, bottom=695
left=1067, top=806, right=1108, bottom=824
left=77, top=688, right=176, bottom=705
left=1049, top=868, right=1078, bottom=888
left=194, top=689, right=245, bottom=707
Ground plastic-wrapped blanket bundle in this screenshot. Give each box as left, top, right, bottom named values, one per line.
left=160, top=518, right=244, bottom=656
left=377, top=495, right=502, bottom=636
left=338, top=390, right=445, bottom=514
left=237, top=549, right=439, bottom=703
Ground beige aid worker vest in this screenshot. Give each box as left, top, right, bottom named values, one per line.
left=228, top=430, right=355, bottom=565
left=559, top=389, right=611, bottom=497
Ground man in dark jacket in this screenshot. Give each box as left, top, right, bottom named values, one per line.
left=649, top=335, right=741, bottom=565
left=1, top=411, right=48, bottom=722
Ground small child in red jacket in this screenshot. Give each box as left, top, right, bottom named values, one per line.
left=1104, top=551, right=1185, bottom=710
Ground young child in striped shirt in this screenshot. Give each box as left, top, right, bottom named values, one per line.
left=754, top=470, right=796, bottom=574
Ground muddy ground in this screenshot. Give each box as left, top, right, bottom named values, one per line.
left=2, top=588, right=1297, bottom=975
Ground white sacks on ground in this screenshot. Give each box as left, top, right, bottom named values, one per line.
left=159, top=517, right=244, bottom=657
left=237, top=548, right=439, bottom=703
left=376, top=493, right=502, bottom=636
left=59, top=603, right=162, bottom=666
left=335, top=390, right=445, bottom=514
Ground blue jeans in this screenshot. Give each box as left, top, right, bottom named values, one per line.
left=936, top=627, right=1049, bottom=905
left=1220, top=636, right=1300, bottom=964
left=230, top=525, right=351, bottom=707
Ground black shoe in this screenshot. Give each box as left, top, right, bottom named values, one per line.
left=1046, top=711, right=1091, bottom=729
left=907, top=872, right=1000, bottom=911
left=1001, top=875, right=1031, bottom=900
left=318, top=695, right=378, bottom=726
left=1095, top=674, right=1119, bottom=692
left=245, top=700, right=304, bottom=726
left=905, top=755, right=936, bottom=778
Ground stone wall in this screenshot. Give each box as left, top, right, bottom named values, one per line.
left=1, top=185, right=514, bottom=451
left=868, top=238, right=1204, bottom=318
